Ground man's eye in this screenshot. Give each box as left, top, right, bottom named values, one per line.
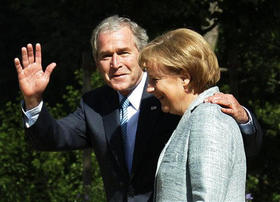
left=103, top=54, right=111, bottom=58
left=100, top=54, right=111, bottom=60
left=119, top=51, right=129, bottom=55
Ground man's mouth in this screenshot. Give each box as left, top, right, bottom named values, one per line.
left=112, top=73, right=127, bottom=78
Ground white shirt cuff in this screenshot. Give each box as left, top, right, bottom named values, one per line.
left=21, top=100, right=43, bottom=128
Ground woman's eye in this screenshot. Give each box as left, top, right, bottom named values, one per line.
left=149, top=78, right=159, bottom=84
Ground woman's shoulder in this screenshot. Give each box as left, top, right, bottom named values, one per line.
left=192, top=102, right=234, bottom=122
left=189, top=102, right=240, bottom=135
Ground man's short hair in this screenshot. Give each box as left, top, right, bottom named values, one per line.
left=91, top=15, right=149, bottom=61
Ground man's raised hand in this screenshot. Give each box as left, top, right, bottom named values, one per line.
left=14, top=43, right=56, bottom=110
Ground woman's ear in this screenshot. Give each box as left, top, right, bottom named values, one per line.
left=180, top=72, right=191, bottom=93
left=181, top=72, right=191, bottom=87
left=182, top=78, right=190, bottom=86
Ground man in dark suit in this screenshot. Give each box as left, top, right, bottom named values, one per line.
left=14, top=15, right=262, bottom=202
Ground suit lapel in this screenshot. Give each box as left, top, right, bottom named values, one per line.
left=102, top=89, right=128, bottom=177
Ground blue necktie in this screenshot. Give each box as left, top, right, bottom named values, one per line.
left=120, top=97, right=132, bottom=173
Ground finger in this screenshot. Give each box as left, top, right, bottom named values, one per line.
left=225, top=94, right=239, bottom=105
left=14, top=58, right=23, bottom=74
left=203, top=96, right=212, bottom=103
left=216, top=99, right=235, bottom=110
left=213, top=92, right=224, bottom=96
left=21, top=47, right=29, bottom=68
left=209, top=94, right=236, bottom=108
left=35, top=43, right=41, bottom=64
left=218, top=99, right=232, bottom=108
left=222, top=106, right=248, bottom=123
left=44, top=63, right=56, bottom=78
left=27, top=43, right=34, bottom=64
left=204, top=93, right=224, bottom=103
left=221, top=108, right=234, bottom=116
left=204, top=96, right=230, bottom=107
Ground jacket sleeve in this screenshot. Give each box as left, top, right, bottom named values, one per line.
left=24, top=99, right=90, bottom=151
left=241, top=109, right=263, bottom=159
left=187, top=104, right=246, bottom=201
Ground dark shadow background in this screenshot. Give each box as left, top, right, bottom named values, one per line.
left=1, top=0, right=208, bottom=106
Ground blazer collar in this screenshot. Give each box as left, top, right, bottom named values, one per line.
left=175, top=86, right=220, bottom=131
left=188, top=86, right=219, bottom=114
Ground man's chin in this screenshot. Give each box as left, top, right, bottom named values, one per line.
left=110, top=84, right=131, bottom=95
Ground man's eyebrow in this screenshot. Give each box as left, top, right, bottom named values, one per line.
left=98, top=50, right=113, bottom=57
left=117, top=47, right=131, bottom=52
left=99, top=50, right=111, bottom=55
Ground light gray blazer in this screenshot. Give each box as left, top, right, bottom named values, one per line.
left=154, top=86, right=246, bottom=202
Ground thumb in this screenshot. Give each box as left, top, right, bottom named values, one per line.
left=221, top=107, right=234, bottom=116
left=45, top=62, right=56, bottom=78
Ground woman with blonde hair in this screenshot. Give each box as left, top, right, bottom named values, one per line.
left=139, top=28, right=246, bottom=201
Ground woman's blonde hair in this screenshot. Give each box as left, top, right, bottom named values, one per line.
left=139, top=28, right=220, bottom=94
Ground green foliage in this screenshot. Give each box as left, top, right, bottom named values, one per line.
left=0, top=71, right=105, bottom=201
left=215, top=1, right=280, bottom=201
left=245, top=101, right=280, bottom=201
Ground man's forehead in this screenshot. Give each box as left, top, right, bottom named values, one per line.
left=97, top=27, right=138, bottom=51
left=98, top=26, right=133, bottom=40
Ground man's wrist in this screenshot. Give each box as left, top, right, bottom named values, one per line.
left=238, top=107, right=256, bottom=135
left=24, top=96, right=42, bottom=110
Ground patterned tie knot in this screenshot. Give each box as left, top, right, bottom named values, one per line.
left=120, top=97, right=129, bottom=108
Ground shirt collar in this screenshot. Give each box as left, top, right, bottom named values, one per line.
left=118, top=72, right=147, bottom=110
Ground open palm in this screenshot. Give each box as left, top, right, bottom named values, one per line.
left=14, top=43, right=56, bottom=108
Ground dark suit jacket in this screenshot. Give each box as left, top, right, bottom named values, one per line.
left=25, top=83, right=180, bottom=202
left=25, top=82, right=262, bottom=202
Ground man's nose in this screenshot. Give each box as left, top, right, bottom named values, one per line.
left=110, top=53, right=120, bottom=68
